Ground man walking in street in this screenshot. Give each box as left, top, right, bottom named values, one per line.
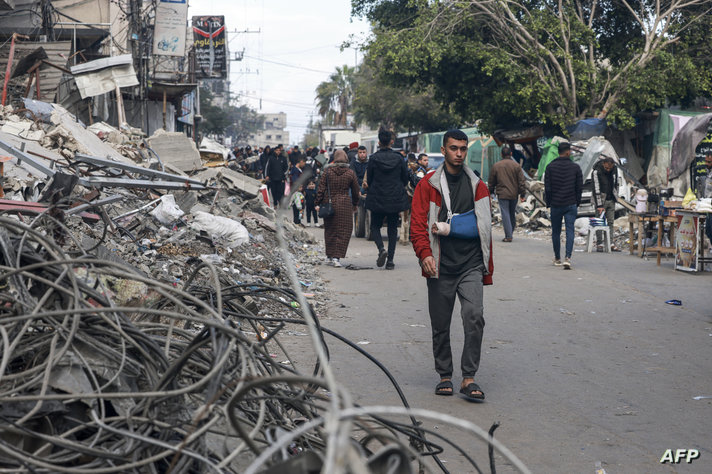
left=290, top=156, right=307, bottom=187
left=410, top=129, right=494, bottom=402
left=592, top=156, right=622, bottom=251
left=265, top=144, right=288, bottom=207
left=366, top=129, right=410, bottom=269
left=488, top=146, right=526, bottom=242
left=350, top=145, right=369, bottom=189
left=544, top=141, right=583, bottom=269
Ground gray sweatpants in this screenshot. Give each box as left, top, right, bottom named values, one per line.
left=426, top=266, right=485, bottom=378
left=597, top=199, right=616, bottom=245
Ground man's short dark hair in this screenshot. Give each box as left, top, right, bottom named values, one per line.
left=501, top=146, right=512, bottom=156
left=418, top=153, right=428, bottom=160
left=443, top=129, right=468, bottom=146
left=602, top=156, right=615, bottom=164
left=558, top=141, right=571, bottom=153
left=378, top=129, right=393, bottom=145
left=357, top=145, right=367, bottom=151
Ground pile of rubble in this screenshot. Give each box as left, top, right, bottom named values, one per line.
left=490, top=181, right=552, bottom=234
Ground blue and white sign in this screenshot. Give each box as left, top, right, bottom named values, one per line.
left=153, top=0, right=188, bottom=57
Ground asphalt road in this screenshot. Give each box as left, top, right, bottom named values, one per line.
left=299, top=223, right=711, bottom=474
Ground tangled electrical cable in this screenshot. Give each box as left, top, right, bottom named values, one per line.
left=0, top=207, right=530, bottom=473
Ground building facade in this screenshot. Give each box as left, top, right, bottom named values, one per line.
left=248, top=112, right=289, bottom=148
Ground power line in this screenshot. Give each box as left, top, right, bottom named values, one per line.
left=240, top=93, right=316, bottom=110
left=242, top=54, right=333, bottom=74
left=265, top=44, right=340, bottom=57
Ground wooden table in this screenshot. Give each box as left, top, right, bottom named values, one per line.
left=628, top=213, right=677, bottom=265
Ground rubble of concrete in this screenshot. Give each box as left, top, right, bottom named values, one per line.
left=0, top=100, right=378, bottom=472
left=0, top=99, right=329, bottom=308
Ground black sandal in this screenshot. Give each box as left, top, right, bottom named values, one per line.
left=459, top=382, right=485, bottom=402
left=435, top=380, right=453, bottom=396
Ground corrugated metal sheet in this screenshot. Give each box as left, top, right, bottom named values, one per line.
left=0, top=41, right=72, bottom=102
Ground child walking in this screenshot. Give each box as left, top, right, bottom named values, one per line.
left=291, top=185, right=305, bottom=225
left=304, top=180, right=319, bottom=227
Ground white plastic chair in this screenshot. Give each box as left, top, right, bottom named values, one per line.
left=586, top=226, right=611, bottom=253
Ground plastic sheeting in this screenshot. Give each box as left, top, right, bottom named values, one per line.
left=149, top=194, right=185, bottom=224
left=190, top=211, right=250, bottom=248
left=669, top=113, right=712, bottom=180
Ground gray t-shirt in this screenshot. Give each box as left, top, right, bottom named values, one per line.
left=438, top=169, right=483, bottom=275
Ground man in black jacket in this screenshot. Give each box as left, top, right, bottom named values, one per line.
left=350, top=145, right=369, bottom=188
left=544, top=141, right=583, bottom=269
left=365, top=130, right=410, bottom=269
left=592, top=157, right=621, bottom=251
left=265, top=144, right=287, bottom=207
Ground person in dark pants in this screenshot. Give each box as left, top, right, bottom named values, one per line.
left=304, top=180, right=319, bottom=227
left=365, top=130, right=410, bottom=269
left=544, top=142, right=583, bottom=269
left=410, top=129, right=494, bottom=401
left=265, top=144, right=287, bottom=207
left=592, top=156, right=621, bottom=251
left=488, top=146, right=526, bottom=242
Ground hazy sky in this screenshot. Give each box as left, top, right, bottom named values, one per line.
left=190, top=0, right=371, bottom=143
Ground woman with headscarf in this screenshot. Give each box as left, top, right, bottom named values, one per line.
left=315, top=149, right=360, bottom=267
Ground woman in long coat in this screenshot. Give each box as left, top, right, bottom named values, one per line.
left=315, top=149, right=360, bottom=267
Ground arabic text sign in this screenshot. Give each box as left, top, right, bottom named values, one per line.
left=192, top=15, right=227, bottom=78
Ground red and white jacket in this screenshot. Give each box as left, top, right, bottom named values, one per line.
left=410, top=165, right=494, bottom=284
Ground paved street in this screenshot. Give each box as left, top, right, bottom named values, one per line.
left=302, top=224, right=712, bottom=473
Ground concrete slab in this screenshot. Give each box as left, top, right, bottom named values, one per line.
left=194, top=167, right=262, bottom=198
left=50, top=104, right=129, bottom=163
left=147, top=130, right=202, bottom=172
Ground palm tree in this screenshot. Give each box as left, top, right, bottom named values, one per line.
left=315, top=65, right=355, bottom=127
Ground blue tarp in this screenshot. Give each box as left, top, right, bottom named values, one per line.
left=567, top=118, right=607, bottom=141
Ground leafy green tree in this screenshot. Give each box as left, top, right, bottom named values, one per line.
left=352, top=59, right=463, bottom=133
left=224, top=104, right=263, bottom=145
left=315, top=65, right=356, bottom=126
left=199, top=86, right=231, bottom=135
left=199, top=87, right=262, bottom=143
left=353, top=0, right=712, bottom=133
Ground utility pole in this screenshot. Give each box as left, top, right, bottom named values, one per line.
left=40, top=0, right=54, bottom=40
left=226, top=28, right=260, bottom=112
left=128, top=0, right=147, bottom=133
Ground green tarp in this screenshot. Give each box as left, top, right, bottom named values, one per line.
left=536, top=139, right=561, bottom=179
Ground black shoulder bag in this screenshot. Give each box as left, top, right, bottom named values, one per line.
left=318, top=171, right=335, bottom=218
